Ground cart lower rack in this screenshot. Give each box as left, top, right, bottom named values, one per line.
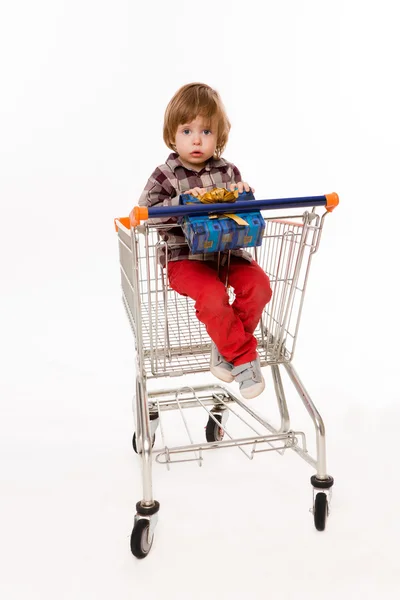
left=115, top=193, right=338, bottom=558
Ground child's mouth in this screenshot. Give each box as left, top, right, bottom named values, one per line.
left=191, top=152, right=203, bottom=156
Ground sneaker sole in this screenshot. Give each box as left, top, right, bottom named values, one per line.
left=240, top=379, right=265, bottom=400
left=210, top=366, right=234, bottom=383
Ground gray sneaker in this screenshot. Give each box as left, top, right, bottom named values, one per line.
left=231, top=355, right=265, bottom=399
left=210, top=343, right=234, bottom=383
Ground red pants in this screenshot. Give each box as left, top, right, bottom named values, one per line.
left=168, top=258, right=272, bottom=366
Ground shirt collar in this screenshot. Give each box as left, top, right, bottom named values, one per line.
left=166, top=152, right=227, bottom=173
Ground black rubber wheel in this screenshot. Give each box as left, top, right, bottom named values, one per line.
left=205, top=414, right=224, bottom=442
left=314, top=492, right=328, bottom=531
left=130, top=519, right=153, bottom=559
left=132, top=433, right=156, bottom=453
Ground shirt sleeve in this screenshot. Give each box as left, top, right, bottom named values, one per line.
left=225, top=162, right=253, bottom=200
left=138, top=168, right=177, bottom=207
left=137, top=167, right=179, bottom=224
left=231, top=164, right=242, bottom=184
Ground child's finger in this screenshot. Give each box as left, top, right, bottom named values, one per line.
left=189, top=187, right=201, bottom=196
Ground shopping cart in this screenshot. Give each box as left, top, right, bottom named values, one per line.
left=114, top=192, right=339, bottom=558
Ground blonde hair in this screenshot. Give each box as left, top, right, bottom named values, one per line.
left=163, top=83, right=231, bottom=159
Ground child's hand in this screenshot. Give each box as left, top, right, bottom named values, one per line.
left=186, top=187, right=207, bottom=197
left=229, top=182, right=255, bottom=194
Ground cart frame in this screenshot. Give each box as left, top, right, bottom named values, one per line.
left=115, top=193, right=337, bottom=558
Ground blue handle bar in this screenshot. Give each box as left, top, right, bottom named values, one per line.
left=146, top=194, right=338, bottom=218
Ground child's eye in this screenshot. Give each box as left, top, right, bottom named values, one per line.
left=183, top=129, right=190, bottom=135
left=203, top=129, right=211, bottom=135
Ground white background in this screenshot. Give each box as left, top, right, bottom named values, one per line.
left=1, top=0, right=399, bottom=598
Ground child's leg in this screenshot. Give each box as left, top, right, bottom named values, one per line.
left=167, top=260, right=258, bottom=365
left=220, top=257, right=272, bottom=336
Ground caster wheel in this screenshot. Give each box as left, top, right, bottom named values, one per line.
left=132, top=433, right=156, bottom=454
left=130, top=519, right=153, bottom=559
left=205, top=414, right=224, bottom=442
left=314, top=492, right=328, bottom=531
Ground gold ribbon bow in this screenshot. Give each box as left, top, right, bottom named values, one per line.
left=196, top=187, right=248, bottom=226
left=197, top=187, right=238, bottom=203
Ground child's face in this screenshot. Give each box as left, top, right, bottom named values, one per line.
left=174, top=115, right=217, bottom=170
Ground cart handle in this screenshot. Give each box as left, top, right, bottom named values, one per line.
left=116, top=192, right=339, bottom=229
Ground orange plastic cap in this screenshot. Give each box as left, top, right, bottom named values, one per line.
left=114, top=217, right=130, bottom=231
left=325, top=192, right=339, bottom=212
left=130, top=206, right=148, bottom=227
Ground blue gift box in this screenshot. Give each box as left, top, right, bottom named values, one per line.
left=179, top=191, right=265, bottom=254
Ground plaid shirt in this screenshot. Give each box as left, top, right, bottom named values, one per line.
left=138, top=152, right=253, bottom=265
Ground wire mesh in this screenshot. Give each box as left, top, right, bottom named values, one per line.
left=117, top=211, right=320, bottom=378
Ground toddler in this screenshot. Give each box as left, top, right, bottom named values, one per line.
left=130, top=83, right=272, bottom=399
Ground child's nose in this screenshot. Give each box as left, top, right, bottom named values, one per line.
left=193, top=134, right=201, bottom=145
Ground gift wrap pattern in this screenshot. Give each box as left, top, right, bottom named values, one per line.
left=180, top=193, right=266, bottom=254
